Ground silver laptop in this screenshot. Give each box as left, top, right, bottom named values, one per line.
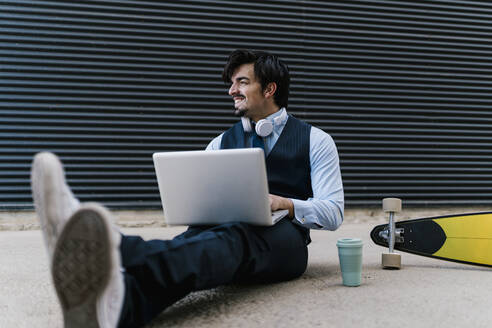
left=152, top=148, right=288, bottom=226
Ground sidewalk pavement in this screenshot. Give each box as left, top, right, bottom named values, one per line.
left=1, top=221, right=491, bottom=328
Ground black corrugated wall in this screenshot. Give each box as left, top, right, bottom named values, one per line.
left=2, top=0, right=492, bottom=209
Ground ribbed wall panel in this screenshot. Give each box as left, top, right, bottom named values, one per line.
left=2, top=0, right=492, bottom=209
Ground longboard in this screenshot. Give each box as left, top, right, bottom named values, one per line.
left=371, top=212, right=492, bottom=268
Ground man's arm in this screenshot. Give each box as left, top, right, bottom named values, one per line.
left=272, top=127, right=344, bottom=231
left=205, top=134, right=223, bottom=150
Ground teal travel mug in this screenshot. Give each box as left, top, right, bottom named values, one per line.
left=336, top=238, right=363, bottom=287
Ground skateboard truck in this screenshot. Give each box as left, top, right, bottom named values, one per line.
left=378, top=228, right=404, bottom=244
left=381, top=198, right=402, bottom=269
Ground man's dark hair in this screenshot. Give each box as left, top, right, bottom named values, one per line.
left=222, top=49, right=290, bottom=108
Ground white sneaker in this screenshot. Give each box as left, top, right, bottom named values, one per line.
left=31, top=152, right=80, bottom=259
left=52, top=203, right=125, bottom=328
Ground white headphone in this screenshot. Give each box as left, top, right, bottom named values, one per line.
left=240, top=108, right=288, bottom=137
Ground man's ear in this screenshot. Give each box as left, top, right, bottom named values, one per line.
left=263, top=82, right=277, bottom=99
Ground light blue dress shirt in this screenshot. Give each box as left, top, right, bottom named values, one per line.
left=206, top=108, right=344, bottom=231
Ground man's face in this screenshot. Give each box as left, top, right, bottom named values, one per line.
left=228, top=63, right=266, bottom=122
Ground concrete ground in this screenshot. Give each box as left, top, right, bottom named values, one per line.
left=1, top=213, right=491, bottom=328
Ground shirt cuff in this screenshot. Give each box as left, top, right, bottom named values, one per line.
left=291, top=198, right=315, bottom=226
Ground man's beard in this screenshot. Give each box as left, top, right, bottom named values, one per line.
left=233, top=106, right=247, bottom=117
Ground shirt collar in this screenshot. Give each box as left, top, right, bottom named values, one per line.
left=265, top=107, right=288, bottom=132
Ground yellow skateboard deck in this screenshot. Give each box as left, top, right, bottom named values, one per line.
left=371, top=212, right=492, bottom=267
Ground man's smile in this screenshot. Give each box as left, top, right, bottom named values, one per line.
left=233, top=96, right=245, bottom=105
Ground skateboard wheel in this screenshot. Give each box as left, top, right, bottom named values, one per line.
left=382, top=198, right=402, bottom=213
left=382, top=253, right=401, bottom=269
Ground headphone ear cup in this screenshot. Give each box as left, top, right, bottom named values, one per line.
left=255, top=119, right=273, bottom=137
left=241, top=117, right=252, bottom=132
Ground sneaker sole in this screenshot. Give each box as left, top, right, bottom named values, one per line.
left=51, top=205, right=112, bottom=328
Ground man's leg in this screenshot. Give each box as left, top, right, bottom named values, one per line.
left=116, top=219, right=309, bottom=328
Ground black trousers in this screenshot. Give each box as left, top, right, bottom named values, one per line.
left=117, top=218, right=310, bottom=328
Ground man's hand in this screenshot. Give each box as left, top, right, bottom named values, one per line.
left=269, top=194, right=294, bottom=218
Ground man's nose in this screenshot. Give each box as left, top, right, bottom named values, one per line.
left=228, top=83, right=237, bottom=96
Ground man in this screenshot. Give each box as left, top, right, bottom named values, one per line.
left=31, top=49, right=344, bottom=328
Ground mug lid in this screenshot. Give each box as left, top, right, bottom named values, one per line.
left=336, top=238, right=363, bottom=247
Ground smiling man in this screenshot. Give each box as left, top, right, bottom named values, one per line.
left=30, top=49, right=344, bottom=328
